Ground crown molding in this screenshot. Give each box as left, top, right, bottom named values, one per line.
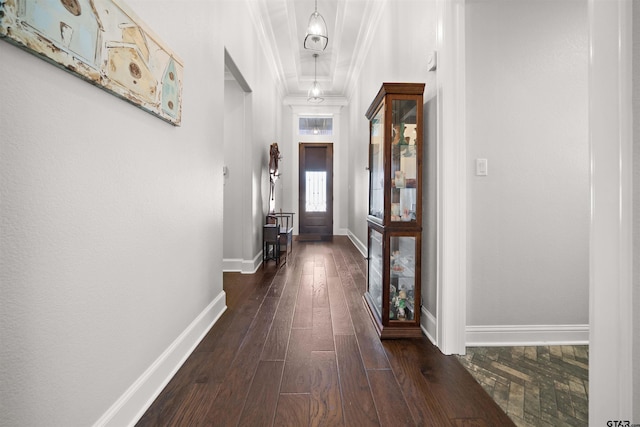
left=245, top=0, right=287, bottom=99
left=283, top=96, right=348, bottom=107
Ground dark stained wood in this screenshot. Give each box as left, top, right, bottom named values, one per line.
left=334, top=334, right=379, bottom=426
left=381, top=339, right=456, bottom=425
left=327, top=276, right=354, bottom=335
left=323, top=253, right=338, bottom=278
left=309, top=351, right=343, bottom=426
left=261, top=267, right=301, bottom=361
left=274, top=394, right=310, bottom=426
left=203, top=296, right=279, bottom=425
left=280, top=328, right=313, bottom=393
left=136, top=237, right=514, bottom=427
left=312, top=306, right=334, bottom=351
left=238, top=360, right=284, bottom=427
left=332, top=245, right=389, bottom=370
left=367, top=369, right=415, bottom=426
left=165, top=382, right=219, bottom=427
left=292, top=273, right=313, bottom=329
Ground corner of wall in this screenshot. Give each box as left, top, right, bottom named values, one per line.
left=93, top=293, right=227, bottom=427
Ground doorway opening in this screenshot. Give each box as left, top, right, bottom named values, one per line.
left=298, top=143, right=333, bottom=240
left=223, top=49, right=252, bottom=273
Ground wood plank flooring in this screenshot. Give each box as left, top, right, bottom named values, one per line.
left=137, top=237, right=514, bottom=426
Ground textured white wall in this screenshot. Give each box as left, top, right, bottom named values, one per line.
left=465, top=0, right=588, bottom=327
left=0, top=0, right=282, bottom=425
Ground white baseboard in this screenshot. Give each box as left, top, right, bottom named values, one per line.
left=93, top=291, right=227, bottom=427
left=222, top=258, right=243, bottom=272
left=347, top=230, right=367, bottom=258
left=465, top=324, right=589, bottom=347
left=223, top=252, right=262, bottom=274
left=421, top=307, right=437, bottom=345
left=242, top=252, right=262, bottom=274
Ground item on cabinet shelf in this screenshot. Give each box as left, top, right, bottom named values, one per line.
left=394, top=170, right=405, bottom=188
left=401, top=145, right=416, bottom=158
left=391, top=203, right=400, bottom=218
left=398, top=278, right=413, bottom=293
left=392, top=125, right=400, bottom=145
left=391, top=263, right=404, bottom=273
left=399, top=123, right=408, bottom=145
left=397, top=290, right=407, bottom=319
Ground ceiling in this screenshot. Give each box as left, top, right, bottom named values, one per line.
left=248, top=0, right=386, bottom=101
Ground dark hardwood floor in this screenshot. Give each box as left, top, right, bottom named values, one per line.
left=137, top=237, right=514, bottom=426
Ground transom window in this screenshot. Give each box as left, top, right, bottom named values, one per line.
left=299, top=117, right=333, bottom=136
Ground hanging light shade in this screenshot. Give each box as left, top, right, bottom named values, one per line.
left=308, top=53, right=324, bottom=103
left=304, top=0, right=328, bottom=51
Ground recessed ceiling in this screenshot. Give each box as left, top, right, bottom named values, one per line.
left=249, top=0, right=386, bottom=101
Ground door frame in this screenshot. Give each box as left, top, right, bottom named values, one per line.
left=298, top=142, right=334, bottom=238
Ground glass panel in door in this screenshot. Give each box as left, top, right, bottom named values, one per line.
left=390, top=99, right=417, bottom=223
left=367, top=228, right=383, bottom=319
left=389, top=235, right=416, bottom=321
left=369, top=106, right=384, bottom=220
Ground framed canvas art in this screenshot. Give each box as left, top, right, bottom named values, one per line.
left=0, top=0, right=183, bottom=125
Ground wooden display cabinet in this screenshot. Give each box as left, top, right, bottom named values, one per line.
left=364, top=83, right=424, bottom=338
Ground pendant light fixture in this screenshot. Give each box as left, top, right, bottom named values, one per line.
left=308, top=53, right=324, bottom=103
left=304, top=0, right=328, bottom=51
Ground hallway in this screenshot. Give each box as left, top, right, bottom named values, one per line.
left=137, top=237, right=513, bottom=426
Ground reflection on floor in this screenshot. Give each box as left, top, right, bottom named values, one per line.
left=457, top=345, right=588, bottom=427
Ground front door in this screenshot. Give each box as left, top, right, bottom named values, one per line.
left=299, top=143, right=333, bottom=239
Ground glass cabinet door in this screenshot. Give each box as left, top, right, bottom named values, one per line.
left=389, top=235, right=416, bottom=321
left=369, top=106, right=384, bottom=220
left=390, top=98, right=418, bottom=223
left=367, top=227, right=383, bottom=319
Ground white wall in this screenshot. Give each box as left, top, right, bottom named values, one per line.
left=465, top=0, right=589, bottom=342
left=0, top=0, right=282, bottom=425
left=346, top=0, right=439, bottom=335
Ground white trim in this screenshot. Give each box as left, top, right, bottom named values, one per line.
left=465, top=325, right=589, bottom=347
left=335, top=228, right=349, bottom=236
left=421, top=307, right=437, bottom=345
left=435, top=0, right=466, bottom=355
left=244, top=0, right=286, bottom=98
left=223, top=251, right=263, bottom=274
left=588, top=0, right=634, bottom=424
left=92, top=292, right=227, bottom=427
left=242, top=252, right=263, bottom=274
left=343, top=0, right=388, bottom=101
left=347, top=229, right=367, bottom=258
left=222, top=258, right=243, bottom=272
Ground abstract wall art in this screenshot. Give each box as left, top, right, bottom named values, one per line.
left=0, top=0, right=183, bottom=125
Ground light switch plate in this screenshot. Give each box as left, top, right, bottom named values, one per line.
left=476, top=158, right=488, bottom=176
